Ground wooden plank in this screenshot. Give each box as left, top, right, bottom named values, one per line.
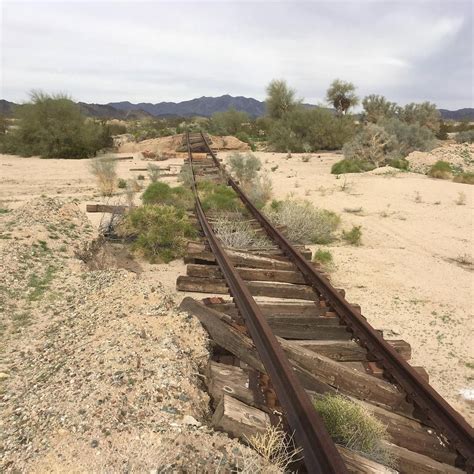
left=337, top=446, right=396, bottom=474
left=180, top=298, right=410, bottom=415
left=177, top=276, right=318, bottom=301
left=208, top=300, right=327, bottom=317
left=186, top=263, right=307, bottom=284
left=292, top=339, right=411, bottom=362
left=381, top=442, right=462, bottom=473
left=86, top=204, right=128, bottom=214
left=279, top=338, right=413, bottom=414
left=207, top=361, right=256, bottom=409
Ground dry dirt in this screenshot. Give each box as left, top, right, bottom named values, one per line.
left=0, top=144, right=473, bottom=471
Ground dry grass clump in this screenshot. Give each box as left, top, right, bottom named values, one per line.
left=266, top=199, right=340, bottom=244
left=453, top=172, right=474, bottom=185
left=313, top=394, right=394, bottom=467
left=147, top=163, right=161, bottom=182
left=89, top=156, right=118, bottom=196
left=239, top=424, right=302, bottom=473
left=342, top=225, right=363, bottom=246
left=428, top=160, right=452, bottom=180
left=212, top=215, right=272, bottom=250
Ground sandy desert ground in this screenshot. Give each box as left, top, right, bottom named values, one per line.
left=0, top=149, right=472, bottom=428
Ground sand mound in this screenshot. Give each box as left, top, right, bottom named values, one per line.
left=118, top=133, right=250, bottom=155
left=407, top=143, right=474, bottom=174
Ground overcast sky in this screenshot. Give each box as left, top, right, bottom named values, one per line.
left=1, top=0, right=472, bottom=109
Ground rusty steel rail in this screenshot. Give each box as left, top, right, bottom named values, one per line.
left=185, top=132, right=348, bottom=473
left=199, top=132, right=474, bottom=469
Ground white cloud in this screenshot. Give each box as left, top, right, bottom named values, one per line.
left=1, top=1, right=472, bottom=108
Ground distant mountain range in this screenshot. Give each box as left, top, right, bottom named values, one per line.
left=1, top=96, right=473, bottom=121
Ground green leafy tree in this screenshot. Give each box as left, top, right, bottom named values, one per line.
left=400, top=102, right=441, bottom=133
left=209, top=108, right=249, bottom=135
left=362, top=95, right=400, bottom=123
left=1, top=91, right=110, bottom=158
left=265, top=80, right=299, bottom=119
left=326, top=79, right=359, bottom=115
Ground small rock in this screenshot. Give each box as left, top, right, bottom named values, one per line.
left=182, top=415, right=200, bottom=426
left=0, top=372, right=10, bottom=381
left=91, top=439, right=99, bottom=448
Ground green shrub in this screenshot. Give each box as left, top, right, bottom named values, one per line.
left=381, top=118, right=437, bottom=156
left=228, top=152, right=261, bottom=185
left=118, top=205, right=195, bottom=263
left=199, top=182, right=242, bottom=212
left=268, top=107, right=356, bottom=153
left=428, top=160, right=452, bottom=180
left=117, top=178, right=127, bottom=189
left=313, top=249, right=333, bottom=267
left=142, top=182, right=193, bottom=209
left=342, top=225, right=362, bottom=245
left=313, top=394, right=392, bottom=466
left=0, top=91, right=111, bottom=158
left=331, top=159, right=373, bottom=174
left=387, top=157, right=409, bottom=170
left=453, top=172, right=474, bottom=185
left=456, top=130, right=474, bottom=144
left=266, top=199, right=340, bottom=244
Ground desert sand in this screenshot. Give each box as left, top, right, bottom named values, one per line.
left=0, top=148, right=472, bottom=426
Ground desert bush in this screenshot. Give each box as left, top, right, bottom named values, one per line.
left=246, top=424, right=303, bottom=472
left=118, top=205, right=195, bottom=263
left=199, top=181, right=242, bottom=212
left=342, top=225, right=362, bottom=245
left=89, top=157, right=118, bottom=196
left=331, top=159, right=374, bottom=174
left=455, top=192, right=467, bottom=205
left=147, top=164, right=161, bottom=182
left=268, top=107, right=356, bottom=152
left=178, top=164, right=193, bottom=187
left=209, top=108, right=250, bottom=136
left=387, top=157, right=409, bottom=170
left=456, top=130, right=474, bottom=144
left=212, top=215, right=271, bottom=249
left=228, top=152, right=261, bottom=185
left=265, top=79, right=300, bottom=119
left=266, top=199, right=340, bottom=244
left=313, top=249, right=334, bottom=267
left=362, top=95, right=399, bottom=123
left=141, top=182, right=193, bottom=209
left=313, top=394, right=393, bottom=466
left=342, top=123, right=396, bottom=168
left=381, top=118, right=437, bottom=156
left=245, top=173, right=273, bottom=209
left=0, top=91, right=111, bottom=158
left=428, top=160, right=452, bottom=180
left=117, top=178, right=127, bottom=189
left=399, top=101, right=441, bottom=133
left=453, top=172, right=474, bottom=185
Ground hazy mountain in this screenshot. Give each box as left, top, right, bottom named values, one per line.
left=108, top=95, right=266, bottom=117
left=2, top=96, right=473, bottom=121
left=438, top=108, right=474, bottom=121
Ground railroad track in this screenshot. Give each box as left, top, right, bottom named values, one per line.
left=178, top=131, right=474, bottom=473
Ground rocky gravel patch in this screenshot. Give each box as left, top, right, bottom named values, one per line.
left=0, top=197, right=266, bottom=472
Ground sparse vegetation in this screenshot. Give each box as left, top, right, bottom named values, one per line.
left=455, top=130, right=474, bottom=144
left=147, top=164, right=161, bottom=182
left=331, top=159, right=373, bottom=174
left=428, top=160, right=452, bottom=180
left=117, top=178, right=127, bottom=189
left=266, top=199, right=340, bottom=244
left=89, top=156, right=118, bottom=196
left=313, top=394, right=393, bottom=466
left=453, top=172, right=474, bottom=185
left=228, top=152, right=261, bottom=185
left=455, top=192, right=467, bottom=205
left=342, top=225, right=362, bottom=245
left=313, top=249, right=334, bottom=267
left=212, top=216, right=271, bottom=249
left=414, top=191, right=423, bottom=203
left=246, top=424, right=303, bottom=473
left=118, top=205, right=195, bottom=263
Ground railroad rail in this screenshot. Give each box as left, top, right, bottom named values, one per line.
left=183, top=131, right=474, bottom=472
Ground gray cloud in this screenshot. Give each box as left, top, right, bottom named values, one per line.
left=1, top=0, right=472, bottom=109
